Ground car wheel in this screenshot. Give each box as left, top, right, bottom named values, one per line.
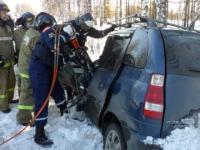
left=104, top=123, right=126, bottom=150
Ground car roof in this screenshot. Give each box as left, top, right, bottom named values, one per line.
left=110, top=15, right=200, bottom=35
left=161, top=28, right=200, bottom=36
left=111, top=25, right=200, bottom=37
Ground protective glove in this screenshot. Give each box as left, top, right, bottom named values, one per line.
left=0, top=55, right=6, bottom=68
left=111, top=24, right=117, bottom=31
left=104, top=24, right=117, bottom=35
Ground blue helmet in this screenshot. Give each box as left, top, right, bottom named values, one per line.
left=34, top=12, right=56, bottom=31
left=75, top=12, right=94, bottom=30
left=79, top=12, right=94, bottom=22
left=16, top=12, right=35, bottom=28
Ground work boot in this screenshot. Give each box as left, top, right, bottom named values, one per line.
left=59, top=100, right=69, bottom=116
left=60, top=107, right=69, bottom=116
left=34, top=126, right=53, bottom=147
left=10, top=99, right=19, bottom=104
left=1, top=108, right=11, bottom=113
left=66, top=86, right=73, bottom=101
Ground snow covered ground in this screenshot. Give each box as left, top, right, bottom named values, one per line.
left=1, top=89, right=200, bottom=150
left=0, top=102, right=103, bottom=150
left=0, top=82, right=103, bottom=150
left=144, top=114, right=200, bottom=150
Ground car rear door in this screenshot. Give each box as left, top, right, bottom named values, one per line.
left=85, top=32, right=133, bottom=124
left=161, top=30, right=200, bottom=137
left=109, top=28, right=165, bottom=138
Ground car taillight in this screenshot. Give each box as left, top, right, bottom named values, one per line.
left=144, top=74, right=164, bottom=120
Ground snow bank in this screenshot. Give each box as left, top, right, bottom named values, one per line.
left=144, top=114, right=200, bottom=150
left=0, top=102, right=103, bottom=150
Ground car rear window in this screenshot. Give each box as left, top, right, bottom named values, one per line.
left=161, top=30, right=200, bottom=76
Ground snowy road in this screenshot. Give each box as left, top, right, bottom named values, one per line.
left=0, top=102, right=103, bottom=150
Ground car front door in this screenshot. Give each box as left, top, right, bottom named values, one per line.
left=85, top=32, right=133, bottom=124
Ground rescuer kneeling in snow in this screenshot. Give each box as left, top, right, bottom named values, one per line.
left=29, top=12, right=68, bottom=147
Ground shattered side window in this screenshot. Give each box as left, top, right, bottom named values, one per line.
left=99, top=34, right=131, bottom=70
left=124, top=29, right=149, bottom=68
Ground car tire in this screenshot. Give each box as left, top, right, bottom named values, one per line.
left=104, top=123, right=126, bottom=150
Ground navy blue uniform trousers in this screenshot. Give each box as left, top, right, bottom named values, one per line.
left=29, top=59, right=66, bottom=127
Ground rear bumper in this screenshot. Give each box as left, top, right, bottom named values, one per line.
left=122, top=126, right=162, bottom=150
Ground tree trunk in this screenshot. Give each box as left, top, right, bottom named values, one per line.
left=142, top=0, right=149, bottom=17
left=184, top=0, right=190, bottom=27
left=87, top=0, right=92, bottom=12
left=66, top=0, right=71, bottom=20
left=115, top=0, right=118, bottom=23
left=119, top=0, right=122, bottom=24
left=104, top=0, right=107, bottom=22
left=76, top=0, right=80, bottom=15
left=100, top=0, right=104, bottom=26
left=195, top=0, right=200, bottom=17
left=126, top=0, right=130, bottom=22
left=156, top=0, right=168, bottom=22
left=191, top=0, right=195, bottom=21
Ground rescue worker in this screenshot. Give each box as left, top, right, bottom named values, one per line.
left=16, top=13, right=39, bottom=126
left=59, top=12, right=116, bottom=105
left=29, top=12, right=68, bottom=147
left=0, top=2, right=16, bottom=113
left=14, top=12, right=35, bottom=60
left=14, top=12, right=35, bottom=102
left=71, top=12, right=116, bottom=47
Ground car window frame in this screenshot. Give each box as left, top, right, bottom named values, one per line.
left=123, top=29, right=149, bottom=69
left=99, top=32, right=133, bottom=71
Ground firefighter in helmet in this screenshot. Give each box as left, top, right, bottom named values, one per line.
left=0, top=2, right=16, bottom=113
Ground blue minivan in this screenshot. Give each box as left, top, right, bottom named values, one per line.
left=83, top=20, right=200, bottom=150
